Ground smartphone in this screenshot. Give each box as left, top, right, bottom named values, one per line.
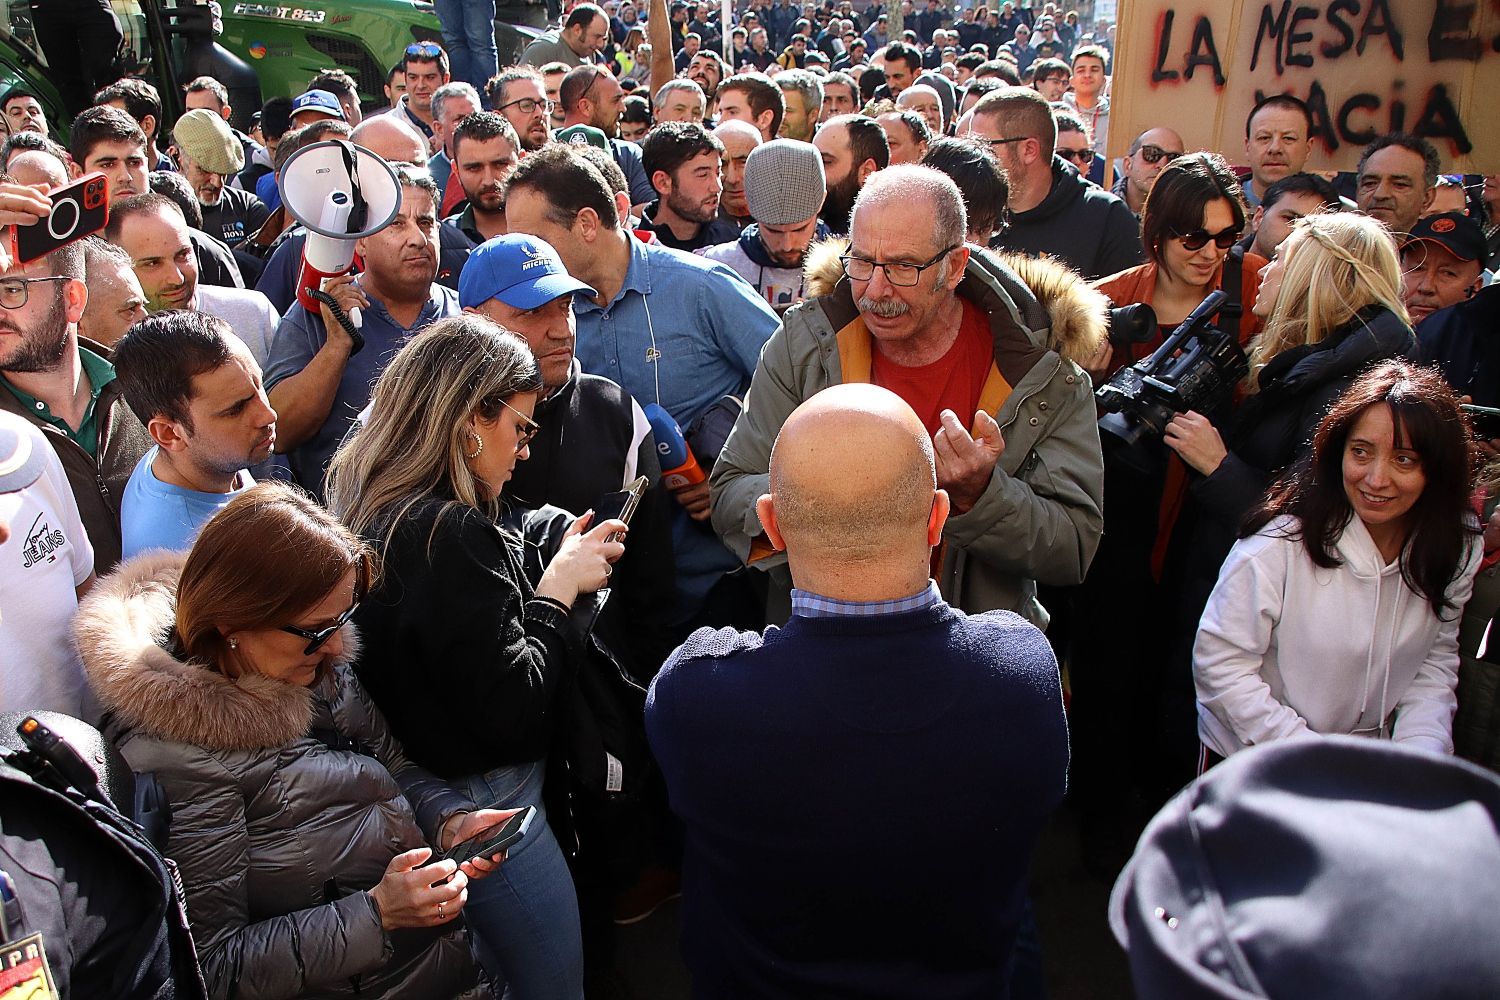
left=594, top=475, right=649, bottom=543
left=1461, top=404, right=1500, bottom=440
left=431, top=806, right=535, bottom=868
left=11, top=172, right=110, bottom=265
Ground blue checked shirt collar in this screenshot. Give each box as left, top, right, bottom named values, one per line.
left=790, top=581, right=943, bottom=619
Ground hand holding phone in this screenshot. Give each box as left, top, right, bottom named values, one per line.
left=593, top=475, right=649, bottom=544
left=430, top=806, right=535, bottom=869
left=1461, top=403, right=1500, bottom=440
left=9, top=173, right=109, bottom=266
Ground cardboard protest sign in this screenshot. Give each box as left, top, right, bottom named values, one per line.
left=1108, top=0, right=1499, bottom=172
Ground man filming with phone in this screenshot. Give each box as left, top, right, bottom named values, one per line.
left=0, top=176, right=152, bottom=575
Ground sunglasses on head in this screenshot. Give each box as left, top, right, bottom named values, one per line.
left=1136, top=143, right=1181, bottom=165
left=1172, top=226, right=1240, bottom=251
left=406, top=42, right=444, bottom=58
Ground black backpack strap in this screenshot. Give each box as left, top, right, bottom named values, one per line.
left=1220, top=245, right=1245, bottom=339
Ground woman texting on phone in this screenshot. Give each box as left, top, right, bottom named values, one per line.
left=327, top=317, right=625, bottom=999
left=1194, top=361, right=1481, bottom=761
left=74, top=482, right=509, bottom=999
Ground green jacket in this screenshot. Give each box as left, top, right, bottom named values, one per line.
left=0, top=338, right=152, bottom=574
left=709, top=240, right=1108, bottom=627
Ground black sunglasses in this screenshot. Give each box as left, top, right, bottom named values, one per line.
left=1058, top=147, right=1094, bottom=166
left=1173, top=226, right=1240, bottom=251
left=1136, top=143, right=1182, bottom=165
left=281, top=601, right=360, bottom=655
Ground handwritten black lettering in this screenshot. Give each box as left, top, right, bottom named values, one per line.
left=1413, top=83, right=1473, bottom=153
left=1336, top=92, right=1381, bottom=144
left=1357, top=0, right=1404, bottom=59
left=1321, top=0, right=1358, bottom=58
left=1184, top=15, right=1226, bottom=85
left=1428, top=0, right=1482, bottom=61
left=1153, top=9, right=1181, bottom=82
left=1251, top=0, right=1290, bottom=73
left=1287, top=5, right=1318, bottom=67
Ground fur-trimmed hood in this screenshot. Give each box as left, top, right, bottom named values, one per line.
left=74, top=551, right=353, bottom=752
left=802, top=237, right=1108, bottom=365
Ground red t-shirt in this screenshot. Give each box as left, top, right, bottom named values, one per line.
left=870, top=299, right=993, bottom=436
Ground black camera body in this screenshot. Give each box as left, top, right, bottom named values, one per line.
left=1096, top=290, right=1248, bottom=452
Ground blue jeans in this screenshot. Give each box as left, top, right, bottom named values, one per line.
left=453, top=761, right=584, bottom=1000
left=433, top=0, right=498, bottom=89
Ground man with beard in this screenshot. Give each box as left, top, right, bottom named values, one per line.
left=0, top=200, right=152, bottom=574
left=686, top=51, right=726, bottom=118
left=700, top=138, right=828, bottom=311
left=265, top=168, right=456, bottom=495
left=113, top=311, right=276, bottom=558
left=813, top=113, right=888, bottom=235
left=639, top=122, right=740, bottom=252
left=444, top=112, right=520, bottom=244
left=711, top=165, right=1106, bottom=628
left=714, top=119, right=761, bottom=230
left=105, top=194, right=280, bottom=370
left=490, top=67, right=554, bottom=153
left=171, top=109, right=270, bottom=250
left=559, top=64, right=656, bottom=206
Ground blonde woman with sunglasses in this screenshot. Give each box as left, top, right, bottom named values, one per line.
left=327, top=316, right=625, bottom=999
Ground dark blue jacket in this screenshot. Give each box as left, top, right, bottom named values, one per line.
left=1418, top=284, right=1500, bottom=407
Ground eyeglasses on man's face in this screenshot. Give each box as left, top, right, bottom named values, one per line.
left=840, top=244, right=959, bottom=287
left=1058, top=146, right=1095, bottom=167
left=0, top=276, right=70, bottom=311
left=1136, top=143, right=1183, bottom=165
left=498, top=96, right=555, bottom=116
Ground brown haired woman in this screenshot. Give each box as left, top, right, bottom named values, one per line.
left=75, top=481, right=515, bottom=1000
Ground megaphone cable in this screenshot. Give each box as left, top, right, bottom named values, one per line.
left=306, top=288, right=366, bottom=356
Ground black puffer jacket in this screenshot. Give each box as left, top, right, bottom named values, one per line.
left=75, top=552, right=488, bottom=1000
left=991, top=155, right=1144, bottom=280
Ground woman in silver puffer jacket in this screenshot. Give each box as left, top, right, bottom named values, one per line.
left=74, top=482, right=514, bottom=1000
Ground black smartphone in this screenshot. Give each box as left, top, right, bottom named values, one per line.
left=594, top=475, right=649, bottom=543
left=1461, top=403, right=1500, bottom=440
left=431, top=806, right=535, bottom=868
left=11, top=172, right=110, bottom=265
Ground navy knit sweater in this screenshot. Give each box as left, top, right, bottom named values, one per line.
left=645, top=601, right=1070, bottom=998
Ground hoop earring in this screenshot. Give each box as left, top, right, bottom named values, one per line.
left=466, top=430, right=484, bottom=460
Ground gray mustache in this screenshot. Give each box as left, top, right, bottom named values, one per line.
left=857, top=296, right=909, bottom=318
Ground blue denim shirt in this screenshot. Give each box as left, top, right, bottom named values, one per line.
left=574, top=234, right=778, bottom=427
left=574, top=235, right=779, bottom=622
left=265, top=284, right=460, bottom=496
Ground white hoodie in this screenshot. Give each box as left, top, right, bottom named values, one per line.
left=1194, top=514, right=1481, bottom=757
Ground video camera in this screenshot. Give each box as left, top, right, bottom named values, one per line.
left=1095, top=290, right=1247, bottom=459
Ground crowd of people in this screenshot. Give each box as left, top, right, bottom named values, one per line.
left=2, top=0, right=1500, bottom=996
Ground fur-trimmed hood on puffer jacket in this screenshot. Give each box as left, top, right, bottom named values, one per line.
left=802, top=237, right=1109, bottom=367
left=711, top=239, right=1108, bottom=628
left=74, top=552, right=487, bottom=1000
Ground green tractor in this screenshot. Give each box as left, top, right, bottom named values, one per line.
left=4, top=0, right=545, bottom=136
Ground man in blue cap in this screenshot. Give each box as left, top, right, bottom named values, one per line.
left=288, top=89, right=347, bottom=131
left=460, top=233, right=677, bottom=675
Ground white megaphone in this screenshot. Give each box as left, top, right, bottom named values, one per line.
left=279, top=139, right=402, bottom=333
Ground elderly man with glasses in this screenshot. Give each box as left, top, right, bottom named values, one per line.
left=712, top=164, right=1107, bottom=627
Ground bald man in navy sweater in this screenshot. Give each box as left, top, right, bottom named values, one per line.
left=646, top=383, right=1070, bottom=998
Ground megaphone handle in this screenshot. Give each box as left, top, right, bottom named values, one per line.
left=307, top=288, right=366, bottom=357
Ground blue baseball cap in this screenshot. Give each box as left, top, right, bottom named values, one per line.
left=290, top=89, right=345, bottom=121
left=459, top=235, right=595, bottom=311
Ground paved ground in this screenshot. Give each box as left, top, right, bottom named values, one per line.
left=613, top=800, right=1136, bottom=998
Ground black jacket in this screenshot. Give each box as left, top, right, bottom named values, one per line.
left=505, top=361, right=677, bottom=679
left=0, top=748, right=207, bottom=999
left=992, top=156, right=1143, bottom=280
left=353, top=501, right=577, bottom=779
left=638, top=202, right=742, bottom=254
left=1418, top=284, right=1500, bottom=406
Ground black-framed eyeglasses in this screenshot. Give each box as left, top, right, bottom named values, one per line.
left=1058, top=147, right=1094, bottom=166
left=0, top=276, right=70, bottom=311
left=281, top=601, right=360, bottom=655
left=1172, top=225, right=1240, bottom=252
left=500, top=398, right=541, bottom=452
left=1136, top=143, right=1182, bottom=165
left=840, top=244, right=959, bottom=286
left=983, top=135, right=1030, bottom=148
left=405, top=42, right=445, bottom=59
left=498, top=96, right=555, bottom=115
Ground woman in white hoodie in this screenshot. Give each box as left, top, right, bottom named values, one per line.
left=1194, top=360, right=1482, bottom=762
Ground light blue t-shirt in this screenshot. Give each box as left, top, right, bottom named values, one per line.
left=120, top=447, right=256, bottom=560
